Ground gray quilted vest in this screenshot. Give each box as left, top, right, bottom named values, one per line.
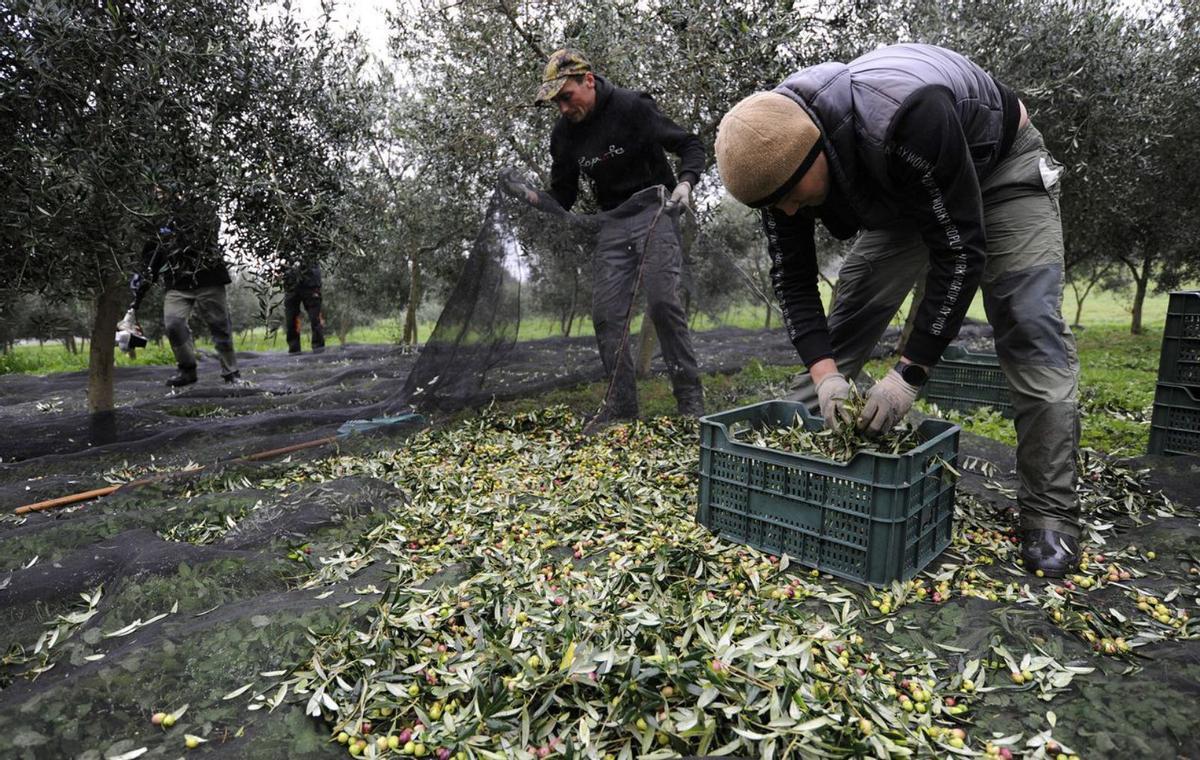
left=774, top=44, right=1011, bottom=229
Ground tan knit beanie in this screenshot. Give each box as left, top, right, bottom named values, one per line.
left=716, top=91, right=822, bottom=208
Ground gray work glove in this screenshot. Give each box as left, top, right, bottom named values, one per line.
left=858, top=368, right=920, bottom=436
left=665, top=180, right=692, bottom=213
left=815, top=372, right=853, bottom=431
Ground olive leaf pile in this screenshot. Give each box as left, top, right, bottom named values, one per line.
left=247, top=406, right=1196, bottom=760
left=732, top=392, right=923, bottom=462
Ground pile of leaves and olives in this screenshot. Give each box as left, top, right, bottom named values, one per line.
left=732, top=391, right=926, bottom=462
left=2, top=406, right=1197, bottom=759
left=259, top=407, right=1195, bottom=759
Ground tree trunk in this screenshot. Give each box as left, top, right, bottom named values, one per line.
left=897, top=269, right=929, bottom=356
left=1067, top=265, right=1105, bottom=329
left=563, top=268, right=580, bottom=336
left=764, top=301, right=772, bottom=330
left=88, top=282, right=124, bottom=413
left=821, top=273, right=840, bottom=314
left=404, top=258, right=422, bottom=346
left=1122, top=249, right=1153, bottom=336
left=1131, top=276, right=1148, bottom=335
left=636, top=321, right=658, bottom=378
left=1072, top=275, right=1099, bottom=330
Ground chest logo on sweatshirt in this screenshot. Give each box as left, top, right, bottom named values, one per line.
left=578, top=144, right=626, bottom=171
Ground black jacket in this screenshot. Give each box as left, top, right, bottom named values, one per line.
left=142, top=200, right=231, bottom=291
left=285, top=263, right=322, bottom=292
left=548, top=76, right=705, bottom=212
left=764, top=44, right=1021, bottom=368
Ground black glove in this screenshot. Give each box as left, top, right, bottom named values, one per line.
left=502, top=174, right=541, bottom=207
left=129, top=272, right=151, bottom=309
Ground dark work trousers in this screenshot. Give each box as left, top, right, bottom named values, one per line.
left=163, top=285, right=239, bottom=377
left=786, top=125, right=1080, bottom=536
left=592, top=202, right=703, bottom=418
left=284, top=286, right=325, bottom=353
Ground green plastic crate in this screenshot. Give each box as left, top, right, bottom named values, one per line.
left=921, top=346, right=1013, bottom=418
left=697, top=400, right=959, bottom=587
left=1157, top=291, right=1200, bottom=387
left=1147, top=383, right=1200, bottom=456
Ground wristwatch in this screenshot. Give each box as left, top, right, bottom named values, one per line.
left=896, top=361, right=929, bottom=387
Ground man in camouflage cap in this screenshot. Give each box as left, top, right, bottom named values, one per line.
left=527, top=48, right=706, bottom=425
left=533, top=48, right=595, bottom=108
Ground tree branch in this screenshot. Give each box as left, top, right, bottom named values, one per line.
left=505, top=135, right=548, bottom=185
left=495, top=0, right=545, bottom=59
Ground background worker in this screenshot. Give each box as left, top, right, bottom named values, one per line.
left=714, top=43, right=1080, bottom=577
left=131, top=186, right=243, bottom=387
left=283, top=262, right=325, bottom=355
left=527, top=48, right=707, bottom=424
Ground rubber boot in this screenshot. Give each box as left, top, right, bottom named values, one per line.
left=223, top=370, right=251, bottom=387
left=675, top=387, right=705, bottom=418
left=582, top=405, right=636, bottom=437
left=166, top=365, right=198, bottom=388
left=1020, top=529, right=1079, bottom=578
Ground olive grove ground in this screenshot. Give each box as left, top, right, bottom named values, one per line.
left=0, top=325, right=1196, bottom=759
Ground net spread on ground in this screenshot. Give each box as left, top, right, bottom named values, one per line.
left=1, top=177, right=1197, bottom=759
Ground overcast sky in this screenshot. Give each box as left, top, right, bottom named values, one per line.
left=287, top=0, right=392, bottom=60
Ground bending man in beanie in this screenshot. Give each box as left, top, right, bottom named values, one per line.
left=715, top=44, right=1079, bottom=577
left=530, top=48, right=706, bottom=422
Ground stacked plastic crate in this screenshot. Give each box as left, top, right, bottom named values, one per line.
left=920, top=346, right=1014, bottom=418
left=1148, top=291, right=1200, bottom=456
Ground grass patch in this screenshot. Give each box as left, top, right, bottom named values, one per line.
left=165, top=404, right=229, bottom=419
left=863, top=325, right=1160, bottom=453
left=0, top=341, right=178, bottom=375
left=0, top=284, right=1182, bottom=377
left=0, top=285, right=1176, bottom=459
left=484, top=358, right=804, bottom=425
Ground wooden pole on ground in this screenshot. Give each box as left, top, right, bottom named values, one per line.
left=13, top=435, right=341, bottom=515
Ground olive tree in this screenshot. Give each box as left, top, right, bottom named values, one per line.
left=379, top=0, right=892, bottom=328
left=0, top=0, right=370, bottom=413
left=896, top=0, right=1199, bottom=332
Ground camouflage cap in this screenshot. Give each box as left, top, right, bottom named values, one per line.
left=534, top=48, right=592, bottom=105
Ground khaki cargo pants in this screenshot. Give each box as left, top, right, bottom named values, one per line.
left=163, top=285, right=240, bottom=378
left=788, top=125, right=1081, bottom=536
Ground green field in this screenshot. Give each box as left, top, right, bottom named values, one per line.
left=0, top=285, right=1179, bottom=455
left=0, top=285, right=1178, bottom=377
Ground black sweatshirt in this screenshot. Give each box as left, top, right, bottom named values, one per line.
left=548, top=77, right=705, bottom=212
left=141, top=201, right=231, bottom=291
left=765, top=86, right=1016, bottom=368
left=286, top=263, right=322, bottom=292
